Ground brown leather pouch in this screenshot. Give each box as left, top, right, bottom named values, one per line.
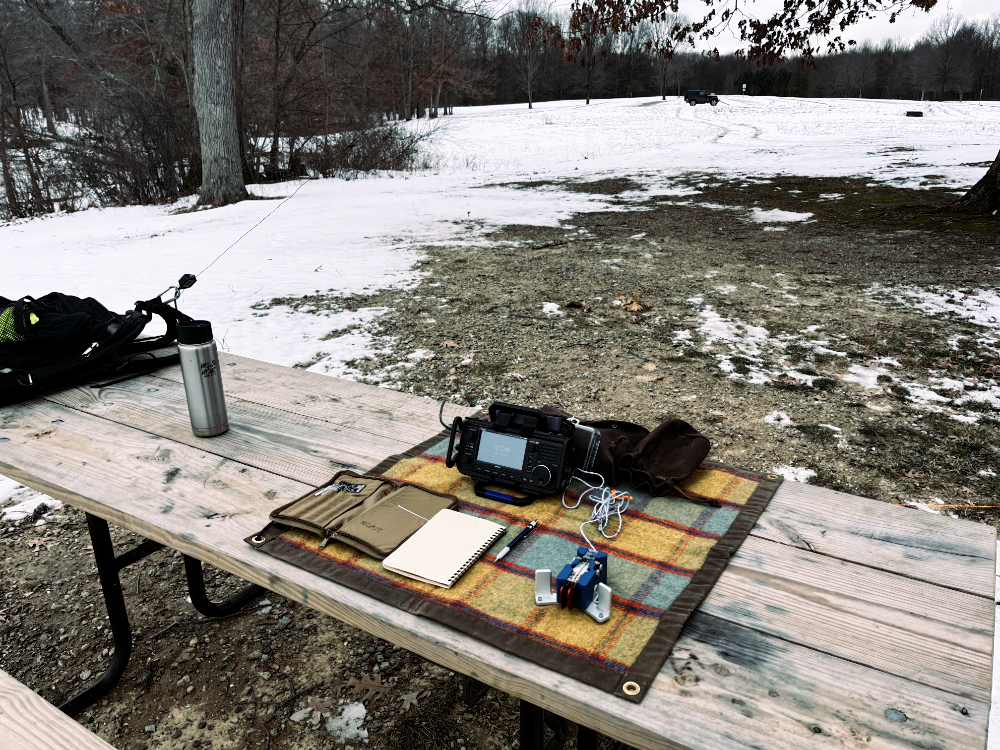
left=580, top=419, right=650, bottom=486
left=252, top=470, right=458, bottom=559
left=541, top=406, right=709, bottom=499
left=616, top=419, right=713, bottom=504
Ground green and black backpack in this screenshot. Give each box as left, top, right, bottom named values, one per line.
left=0, top=292, right=193, bottom=406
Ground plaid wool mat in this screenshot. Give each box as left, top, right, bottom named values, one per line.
left=250, top=432, right=782, bottom=702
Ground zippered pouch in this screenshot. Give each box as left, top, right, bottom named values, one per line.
left=249, top=470, right=458, bottom=560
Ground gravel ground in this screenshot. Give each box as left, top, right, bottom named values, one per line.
left=2, top=175, right=999, bottom=750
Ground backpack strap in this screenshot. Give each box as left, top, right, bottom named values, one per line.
left=12, top=297, right=35, bottom=338
left=90, top=351, right=181, bottom=388
left=130, top=297, right=194, bottom=351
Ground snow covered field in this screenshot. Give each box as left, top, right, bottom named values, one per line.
left=4, top=96, right=996, bottom=378
left=3, top=95, right=1000, bottom=742
left=427, top=96, right=1000, bottom=190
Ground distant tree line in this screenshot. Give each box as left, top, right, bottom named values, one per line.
left=493, top=8, right=998, bottom=104
left=0, top=0, right=997, bottom=219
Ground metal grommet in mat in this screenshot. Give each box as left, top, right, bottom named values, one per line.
left=767, top=474, right=779, bottom=480
left=622, top=681, right=641, bottom=696
left=250, top=535, right=266, bottom=544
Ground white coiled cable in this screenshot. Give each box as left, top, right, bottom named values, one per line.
left=562, top=469, right=634, bottom=552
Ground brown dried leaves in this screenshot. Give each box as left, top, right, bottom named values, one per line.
left=618, top=290, right=651, bottom=313
left=25, top=537, right=60, bottom=552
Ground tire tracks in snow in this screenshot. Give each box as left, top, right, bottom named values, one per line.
left=675, top=101, right=763, bottom=142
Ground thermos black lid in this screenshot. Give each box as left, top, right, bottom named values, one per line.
left=177, top=320, right=214, bottom=345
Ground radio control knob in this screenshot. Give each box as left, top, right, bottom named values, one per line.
left=531, top=465, right=552, bottom=485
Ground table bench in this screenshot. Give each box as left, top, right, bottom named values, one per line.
left=0, top=352, right=994, bottom=750
left=0, top=669, right=116, bottom=750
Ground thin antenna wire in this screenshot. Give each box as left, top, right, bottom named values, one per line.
left=197, top=178, right=311, bottom=277
left=196, top=0, right=518, bottom=281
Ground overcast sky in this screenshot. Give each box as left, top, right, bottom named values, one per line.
left=542, top=0, right=995, bottom=54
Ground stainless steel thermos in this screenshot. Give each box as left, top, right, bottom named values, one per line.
left=177, top=320, right=229, bottom=437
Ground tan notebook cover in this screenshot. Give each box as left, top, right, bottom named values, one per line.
left=381, top=509, right=506, bottom=588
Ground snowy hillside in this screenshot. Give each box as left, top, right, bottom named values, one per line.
left=4, top=96, right=997, bottom=376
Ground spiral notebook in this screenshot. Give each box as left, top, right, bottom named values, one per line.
left=381, top=509, right=506, bottom=588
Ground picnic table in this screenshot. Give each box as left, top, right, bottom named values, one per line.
left=0, top=352, right=994, bottom=750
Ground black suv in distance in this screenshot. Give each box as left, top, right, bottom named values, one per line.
left=684, top=90, right=719, bottom=106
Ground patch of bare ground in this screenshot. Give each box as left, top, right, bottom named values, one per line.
left=2, top=175, right=998, bottom=750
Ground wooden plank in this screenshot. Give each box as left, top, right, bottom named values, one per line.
left=81, top=357, right=999, bottom=600
left=701, top=536, right=994, bottom=702
left=662, top=611, right=990, bottom=750
left=0, top=399, right=991, bottom=750
left=45, top=379, right=394, bottom=486
left=0, top=669, right=117, bottom=750
left=150, top=352, right=473, bottom=441
left=43, top=365, right=473, bottom=488
left=752, top=481, right=997, bottom=598
left=54, top=366, right=998, bottom=607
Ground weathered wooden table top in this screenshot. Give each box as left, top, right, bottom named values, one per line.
left=0, top=353, right=994, bottom=750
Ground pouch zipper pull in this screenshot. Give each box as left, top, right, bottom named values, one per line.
left=319, top=533, right=332, bottom=550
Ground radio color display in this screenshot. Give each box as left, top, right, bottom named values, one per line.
left=476, top=432, right=528, bottom=470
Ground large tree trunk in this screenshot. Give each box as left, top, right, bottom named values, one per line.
left=192, top=0, right=247, bottom=206
left=234, top=2, right=252, bottom=185
left=951, top=149, right=1000, bottom=215
left=0, top=104, right=24, bottom=219
left=268, top=1, right=281, bottom=178
left=39, top=66, right=56, bottom=136
left=10, top=105, right=47, bottom=214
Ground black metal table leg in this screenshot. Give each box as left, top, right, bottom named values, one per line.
left=183, top=555, right=264, bottom=617
left=59, top=513, right=164, bottom=716
left=58, top=516, right=263, bottom=716
left=543, top=710, right=570, bottom=750
left=577, top=724, right=599, bottom=750
left=462, top=675, right=491, bottom=707
left=520, top=700, right=546, bottom=750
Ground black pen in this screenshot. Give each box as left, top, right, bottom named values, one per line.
left=495, top=520, right=538, bottom=562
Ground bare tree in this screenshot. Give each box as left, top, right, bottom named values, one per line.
left=914, top=9, right=973, bottom=99
left=970, top=14, right=1000, bottom=100
left=845, top=43, right=878, bottom=97
left=192, top=0, right=247, bottom=206
left=649, top=15, right=689, bottom=100
left=502, top=7, right=546, bottom=108
left=875, top=39, right=912, bottom=98
left=616, top=20, right=649, bottom=97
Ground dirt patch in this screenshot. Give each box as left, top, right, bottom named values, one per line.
left=2, top=175, right=999, bottom=750
left=563, top=177, right=643, bottom=194
left=495, top=177, right=643, bottom=195
left=278, top=177, right=999, bottom=521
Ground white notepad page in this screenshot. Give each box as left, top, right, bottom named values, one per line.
left=381, top=509, right=506, bottom=588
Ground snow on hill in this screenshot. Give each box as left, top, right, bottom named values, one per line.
left=4, top=96, right=996, bottom=376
